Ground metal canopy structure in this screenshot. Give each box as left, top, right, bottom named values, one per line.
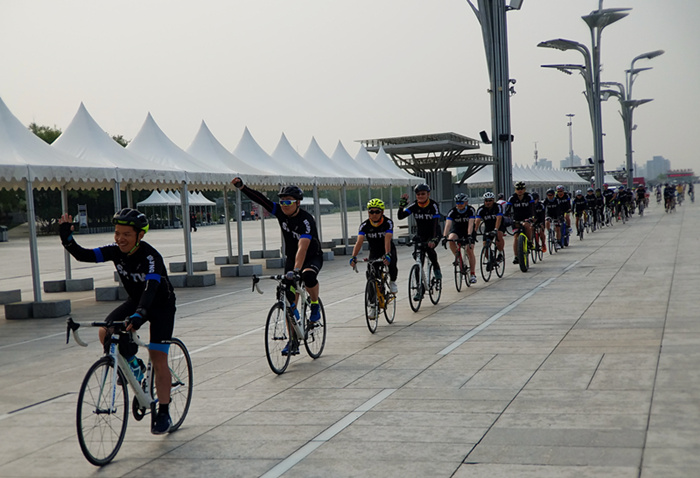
left=358, top=132, right=495, bottom=184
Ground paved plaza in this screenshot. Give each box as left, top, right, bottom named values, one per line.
left=0, top=202, right=698, bottom=477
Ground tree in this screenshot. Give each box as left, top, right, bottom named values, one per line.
left=112, top=134, right=129, bottom=147
left=28, top=122, right=61, bottom=144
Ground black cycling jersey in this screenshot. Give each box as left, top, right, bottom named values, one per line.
left=240, top=185, right=323, bottom=266
left=64, top=240, right=175, bottom=311
left=397, top=199, right=441, bottom=241
left=542, top=197, right=561, bottom=219
left=573, top=196, right=588, bottom=215
left=585, top=193, right=597, bottom=210
left=506, top=193, right=534, bottom=222
left=636, top=187, right=647, bottom=199
left=663, top=186, right=676, bottom=198
left=446, top=205, right=475, bottom=238
left=476, top=203, right=503, bottom=232
left=595, top=194, right=605, bottom=208
left=617, top=190, right=631, bottom=204
left=555, top=192, right=571, bottom=213
left=533, top=202, right=546, bottom=224
left=358, top=215, right=396, bottom=260
left=602, top=188, right=616, bottom=205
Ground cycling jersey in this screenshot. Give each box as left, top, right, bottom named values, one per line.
left=542, top=197, right=561, bottom=220
left=476, top=203, right=504, bottom=233
left=397, top=199, right=442, bottom=241
left=240, top=185, right=323, bottom=269
left=446, top=205, right=475, bottom=238
left=358, top=216, right=396, bottom=260
left=533, top=202, right=546, bottom=225
left=573, top=196, right=588, bottom=215
left=556, top=192, right=571, bottom=213
left=506, top=193, right=534, bottom=222
left=585, top=193, right=597, bottom=210
left=636, top=187, right=646, bottom=199
left=602, top=188, right=616, bottom=205
left=63, top=239, right=176, bottom=343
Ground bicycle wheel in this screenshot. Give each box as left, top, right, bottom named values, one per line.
left=517, top=234, right=529, bottom=273
left=304, top=298, right=326, bottom=359
left=494, top=244, right=505, bottom=278
left=265, top=302, right=291, bottom=374
left=453, top=255, right=463, bottom=292
left=463, top=249, right=471, bottom=288
left=76, top=357, right=128, bottom=466
left=408, top=263, right=423, bottom=312
left=364, top=280, right=378, bottom=334
left=480, top=245, right=492, bottom=282
left=428, top=262, right=441, bottom=305
left=530, top=239, right=537, bottom=264
left=384, top=290, right=396, bottom=324
left=153, top=338, right=193, bottom=432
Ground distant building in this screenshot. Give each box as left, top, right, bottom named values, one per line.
left=537, top=159, right=552, bottom=169
left=646, top=155, right=671, bottom=180
left=560, top=154, right=582, bottom=169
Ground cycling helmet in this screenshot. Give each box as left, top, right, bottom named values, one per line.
left=113, top=208, right=149, bottom=234
left=546, top=189, right=555, bottom=195
left=603, top=183, right=609, bottom=187
left=366, top=198, right=385, bottom=210
left=531, top=192, right=540, bottom=200
left=497, top=193, right=505, bottom=200
left=556, top=185, right=564, bottom=191
left=454, top=193, right=469, bottom=203
left=414, top=183, right=431, bottom=193
left=483, top=191, right=495, bottom=200
left=576, top=190, right=582, bottom=195
left=587, top=187, right=594, bottom=192
left=515, top=181, right=526, bottom=189
left=277, top=185, right=303, bottom=200
left=595, top=188, right=601, bottom=192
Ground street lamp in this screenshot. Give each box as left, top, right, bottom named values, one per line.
left=538, top=4, right=630, bottom=190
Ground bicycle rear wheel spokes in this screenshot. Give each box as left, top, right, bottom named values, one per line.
left=463, top=249, right=471, bottom=288
left=408, top=263, right=423, bottom=312
left=384, top=291, right=396, bottom=324
left=517, top=234, right=529, bottom=273
left=428, top=263, right=441, bottom=305
left=453, top=255, right=463, bottom=292
left=364, top=280, right=378, bottom=334
left=158, top=338, right=193, bottom=432
left=265, top=302, right=290, bottom=374
left=304, top=298, right=326, bottom=359
left=76, top=357, right=128, bottom=466
left=480, top=244, right=492, bottom=282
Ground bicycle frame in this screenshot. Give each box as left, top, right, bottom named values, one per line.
left=255, top=274, right=309, bottom=340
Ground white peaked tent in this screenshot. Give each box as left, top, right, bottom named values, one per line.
left=137, top=189, right=175, bottom=207
left=325, top=140, right=369, bottom=186
left=52, top=103, right=184, bottom=189
left=233, top=128, right=307, bottom=186
left=465, top=165, right=588, bottom=190
left=354, top=146, right=397, bottom=186
left=373, top=146, right=422, bottom=184
left=0, top=96, right=119, bottom=304
left=271, top=133, right=342, bottom=186
left=186, top=121, right=271, bottom=185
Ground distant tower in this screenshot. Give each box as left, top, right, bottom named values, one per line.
left=533, top=141, right=538, bottom=166
left=566, top=114, right=575, bottom=168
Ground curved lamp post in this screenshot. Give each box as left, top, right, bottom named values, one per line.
left=538, top=5, right=630, bottom=189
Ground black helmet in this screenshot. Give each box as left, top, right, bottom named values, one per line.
left=454, top=193, right=469, bottom=203
left=414, top=183, right=431, bottom=193
left=113, top=208, right=149, bottom=233
left=497, top=193, right=504, bottom=200
left=277, top=185, right=303, bottom=200
left=546, top=189, right=555, bottom=195
left=531, top=192, right=540, bottom=200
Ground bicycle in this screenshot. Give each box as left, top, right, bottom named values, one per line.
left=513, top=220, right=530, bottom=273
left=576, top=214, right=585, bottom=240
left=405, top=239, right=442, bottom=312
left=547, top=219, right=560, bottom=255
left=480, top=231, right=504, bottom=282
left=637, top=197, right=645, bottom=217
left=604, top=204, right=615, bottom=227
left=446, top=237, right=473, bottom=291
left=530, top=222, right=544, bottom=264
left=66, top=318, right=192, bottom=466
left=252, top=273, right=326, bottom=374
left=353, top=258, right=396, bottom=333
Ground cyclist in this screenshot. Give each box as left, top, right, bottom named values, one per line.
left=442, top=192, right=477, bottom=284
left=572, top=190, right=588, bottom=235
left=232, top=178, right=323, bottom=356
left=688, top=182, right=695, bottom=203
left=616, top=186, right=631, bottom=219
left=635, top=184, right=647, bottom=212
left=58, top=208, right=175, bottom=435
left=663, top=183, right=676, bottom=211
left=594, top=188, right=605, bottom=227
left=349, top=198, right=399, bottom=311
left=555, top=185, right=572, bottom=245
left=543, top=189, right=562, bottom=246
left=474, top=191, right=505, bottom=266
left=602, top=182, right=616, bottom=218
left=531, top=192, right=546, bottom=253
left=584, top=188, right=597, bottom=228
left=398, top=183, right=442, bottom=280
left=506, top=181, right=534, bottom=264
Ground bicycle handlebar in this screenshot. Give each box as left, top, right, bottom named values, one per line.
left=66, top=317, right=147, bottom=348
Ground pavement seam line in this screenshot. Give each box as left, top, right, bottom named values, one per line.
left=260, top=388, right=397, bottom=478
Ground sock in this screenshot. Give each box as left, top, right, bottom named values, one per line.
left=158, top=401, right=170, bottom=415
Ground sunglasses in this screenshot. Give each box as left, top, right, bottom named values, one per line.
left=516, top=188, right=525, bottom=191
left=455, top=201, right=465, bottom=205
left=484, top=199, right=494, bottom=202
left=279, top=200, right=295, bottom=206
left=368, top=209, right=382, bottom=214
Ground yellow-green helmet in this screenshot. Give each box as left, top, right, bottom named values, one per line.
left=366, top=198, right=385, bottom=210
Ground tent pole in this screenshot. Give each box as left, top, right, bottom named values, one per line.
left=389, top=184, right=394, bottom=222
left=261, top=203, right=267, bottom=253
left=180, top=182, right=193, bottom=276
left=26, top=179, right=42, bottom=302
left=236, top=188, right=244, bottom=266
left=61, top=185, right=72, bottom=281
left=313, top=183, right=322, bottom=243
left=223, top=187, right=233, bottom=260
left=113, top=180, right=122, bottom=212
left=126, top=185, right=133, bottom=208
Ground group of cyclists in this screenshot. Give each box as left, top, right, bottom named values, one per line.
left=59, top=174, right=695, bottom=439
left=657, top=182, right=694, bottom=212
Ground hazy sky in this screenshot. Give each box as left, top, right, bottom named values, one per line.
left=2, top=0, right=698, bottom=174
